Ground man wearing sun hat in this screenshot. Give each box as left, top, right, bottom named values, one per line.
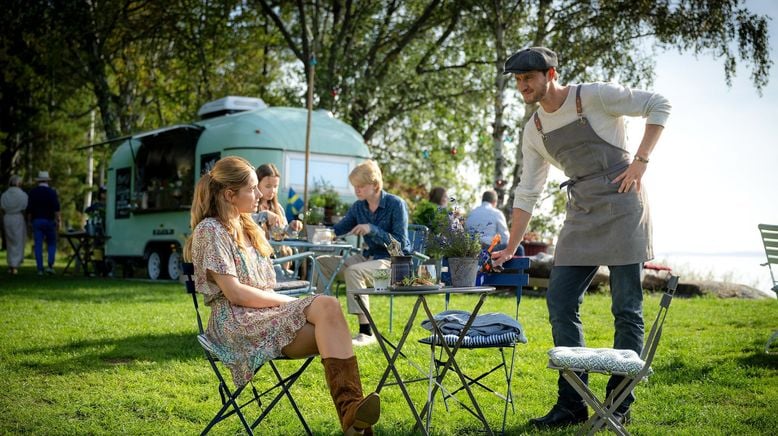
left=491, top=47, right=671, bottom=428
left=27, top=170, right=61, bottom=275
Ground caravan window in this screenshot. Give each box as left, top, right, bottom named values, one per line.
left=285, top=152, right=356, bottom=196
left=133, top=126, right=201, bottom=212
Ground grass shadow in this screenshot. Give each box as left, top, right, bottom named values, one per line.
left=736, top=349, right=778, bottom=370
left=13, top=331, right=203, bottom=375
left=0, top=274, right=179, bottom=303
left=649, top=357, right=715, bottom=385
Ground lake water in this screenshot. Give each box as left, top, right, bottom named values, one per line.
left=654, top=251, right=775, bottom=295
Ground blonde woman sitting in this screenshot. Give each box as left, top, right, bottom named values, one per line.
left=184, top=156, right=379, bottom=435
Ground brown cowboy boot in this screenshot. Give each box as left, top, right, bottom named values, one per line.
left=322, top=356, right=380, bottom=435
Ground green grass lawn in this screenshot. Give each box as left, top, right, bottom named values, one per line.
left=0, top=268, right=776, bottom=435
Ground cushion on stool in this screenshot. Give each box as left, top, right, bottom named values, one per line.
left=548, top=346, right=651, bottom=377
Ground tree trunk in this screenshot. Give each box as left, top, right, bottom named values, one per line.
left=490, top=0, right=508, bottom=206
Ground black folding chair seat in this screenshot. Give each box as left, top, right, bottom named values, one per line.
left=272, top=251, right=318, bottom=297
left=183, top=262, right=314, bottom=435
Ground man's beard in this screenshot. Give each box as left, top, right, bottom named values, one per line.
left=522, top=86, right=546, bottom=104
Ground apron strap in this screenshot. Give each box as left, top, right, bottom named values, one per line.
left=575, top=85, right=585, bottom=124
left=533, top=112, right=546, bottom=142
left=559, top=160, right=631, bottom=199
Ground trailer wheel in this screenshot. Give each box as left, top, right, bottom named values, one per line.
left=167, top=250, right=182, bottom=281
left=147, top=251, right=166, bottom=280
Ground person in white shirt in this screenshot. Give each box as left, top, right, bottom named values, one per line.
left=491, top=46, right=670, bottom=428
left=465, top=190, right=510, bottom=249
left=1, top=175, right=29, bottom=274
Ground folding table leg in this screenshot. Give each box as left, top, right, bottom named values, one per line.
left=353, top=293, right=429, bottom=435
left=417, top=295, right=494, bottom=436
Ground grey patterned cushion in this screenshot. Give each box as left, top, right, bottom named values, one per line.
left=548, top=346, right=651, bottom=377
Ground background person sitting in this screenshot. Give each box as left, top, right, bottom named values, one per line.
left=184, top=156, right=380, bottom=434
left=253, top=163, right=303, bottom=239
left=253, top=163, right=304, bottom=275
left=428, top=186, right=448, bottom=207
left=315, top=160, right=411, bottom=346
left=466, top=190, right=524, bottom=256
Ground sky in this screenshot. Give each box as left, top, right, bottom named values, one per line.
left=484, top=0, right=778, bottom=290
left=526, top=0, right=778, bottom=258
left=634, top=0, right=778, bottom=256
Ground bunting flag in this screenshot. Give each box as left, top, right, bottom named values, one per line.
left=285, top=187, right=304, bottom=222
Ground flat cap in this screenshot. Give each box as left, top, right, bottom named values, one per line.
left=503, top=47, right=558, bottom=75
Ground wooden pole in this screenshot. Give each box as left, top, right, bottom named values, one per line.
left=84, top=110, right=95, bottom=227
left=303, top=54, right=316, bottom=216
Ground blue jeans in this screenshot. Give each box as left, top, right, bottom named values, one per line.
left=32, top=218, right=58, bottom=272
left=546, top=263, right=644, bottom=412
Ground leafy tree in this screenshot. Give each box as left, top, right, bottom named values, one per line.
left=1, top=0, right=771, bottom=237
left=255, top=0, right=491, bottom=193
left=477, top=0, right=772, bottom=213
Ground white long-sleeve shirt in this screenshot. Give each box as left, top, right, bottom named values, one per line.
left=513, top=82, right=671, bottom=213
left=465, top=201, right=511, bottom=246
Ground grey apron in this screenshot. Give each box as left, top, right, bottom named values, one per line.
left=533, top=85, right=652, bottom=266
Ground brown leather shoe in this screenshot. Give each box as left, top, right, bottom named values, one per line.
left=529, top=404, right=588, bottom=428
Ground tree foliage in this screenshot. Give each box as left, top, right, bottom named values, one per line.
left=0, top=0, right=771, bottom=230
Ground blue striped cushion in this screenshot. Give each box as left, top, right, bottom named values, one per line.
left=419, top=331, right=525, bottom=348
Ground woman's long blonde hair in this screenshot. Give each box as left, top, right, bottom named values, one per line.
left=184, top=156, right=272, bottom=261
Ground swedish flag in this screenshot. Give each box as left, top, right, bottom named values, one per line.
left=285, top=187, right=304, bottom=222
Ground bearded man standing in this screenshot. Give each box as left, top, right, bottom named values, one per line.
left=491, top=47, right=671, bottom=428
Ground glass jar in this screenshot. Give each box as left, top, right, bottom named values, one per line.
left=312, top=228, right=334, bottom=245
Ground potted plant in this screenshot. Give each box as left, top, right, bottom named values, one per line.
left=415, top=203, right=450, bottom=260
left=301, top=208, right=325, bottom=241
left=309, top=178, right=344, bottom=225
left=371, top=269, right=390, bottom=291
left=332, top=201, right=350, bottom=224
left=440, top=224, right=482, bottom=287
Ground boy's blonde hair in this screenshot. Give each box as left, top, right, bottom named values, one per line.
left=349, top=160, right=383, bottom=191
left=184, top=156, right=272, bottom=261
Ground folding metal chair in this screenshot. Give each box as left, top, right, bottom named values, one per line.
left=547, top=275, right=680, bottom=435
left=421, top=256, right=530, bottom=434
left=182, top=260, right=315, bottom=435
left=758, top=224, right=778, bottom=353
left=272, top=251, right=319, bottom=297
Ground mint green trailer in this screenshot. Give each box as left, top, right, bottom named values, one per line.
left=105, top=99, right=370, bottom=280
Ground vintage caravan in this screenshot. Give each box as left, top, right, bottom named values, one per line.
left=104, top=96, right=370, bottom=280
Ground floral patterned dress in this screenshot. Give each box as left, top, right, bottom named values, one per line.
left=191, top=217, right=317, bottom=387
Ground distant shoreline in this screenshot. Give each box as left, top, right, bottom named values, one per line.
left=654, top=252, right=772, bottom=291
left=657, top=251, right=763, bottom=258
